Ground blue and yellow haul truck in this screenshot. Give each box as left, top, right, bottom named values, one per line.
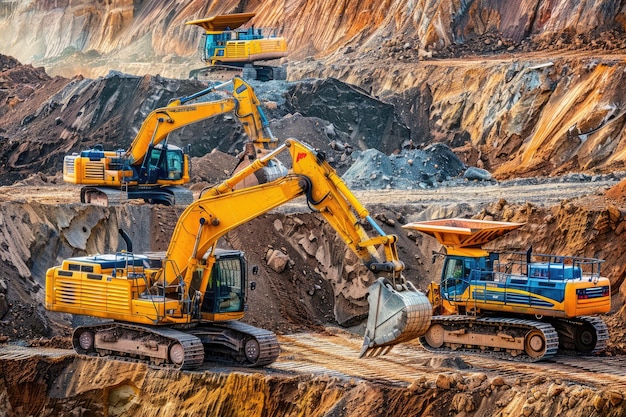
left=404, top=218, right=611, bottom=361
left=186, top=13, right=288, bottom=81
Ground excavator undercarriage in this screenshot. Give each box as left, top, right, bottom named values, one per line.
left=72, top=321, right=280, bottom=370
left=80, top=185, right=194, bottom=206
left=419, top=315, right=608, bottom=361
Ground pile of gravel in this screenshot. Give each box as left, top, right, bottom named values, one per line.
left=342, top=143, right=468, bottom=190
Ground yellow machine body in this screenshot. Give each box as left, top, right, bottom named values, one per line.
left=63, top=76, right=279, bottom=205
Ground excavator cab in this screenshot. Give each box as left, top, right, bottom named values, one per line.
left=141, top=143, right=186, bottom=183
left=200, top=251, right=246, bottom=315
left=441, top=257, right=472, bottom=301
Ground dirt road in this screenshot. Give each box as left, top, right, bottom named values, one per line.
left=2, top=329, right=626, bottom=391
left=4, top=175, right=619, bottom=208
left=276, top=330, right=626, bottom=390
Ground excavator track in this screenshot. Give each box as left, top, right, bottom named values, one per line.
left=81, top=187, right=127, bottom=206
left=72, top=321, right=280, bottom=369
left=550, top=315, right=609, bottom=354
left=167, top=186, right=194, bottom=206
left=189, top=65, right=243, bottom=81
left=72, top=323, right=205, bottom=370
left=188, top=320, right=280, bottom=367
left=81, top=185, right=193, bottom=206
left=419, top=316, right=560, bottom=362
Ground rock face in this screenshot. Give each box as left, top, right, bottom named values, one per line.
left=2, top=350, right=626, bottom=417
left=297, top=58, right=626, bottom=179
left=284, top=78, right=409, bottom=154
left=2, top=1, right=624, bottom=72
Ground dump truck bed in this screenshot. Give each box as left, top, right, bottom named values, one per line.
left=403, top=218, right=525, bottom=248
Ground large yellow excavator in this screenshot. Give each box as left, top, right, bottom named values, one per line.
left=63, top=76, right=282, bottom=206
left=46, top=139, right=433, bottom=369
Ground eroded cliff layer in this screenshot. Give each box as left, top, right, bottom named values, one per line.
left=1, top=0, right=624, bottom=67
left=1, top=344, right=626, bottom=417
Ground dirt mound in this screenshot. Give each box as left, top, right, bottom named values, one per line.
left=189, top=149, right=238, bottom=187
left=284, top=78, right=409, bottom=154
left=605, top=179, right=626, bottom=203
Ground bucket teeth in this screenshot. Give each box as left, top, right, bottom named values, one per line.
left=360, top=277, right=432, bottom=358
left=359, top=344, right=395, bottom=358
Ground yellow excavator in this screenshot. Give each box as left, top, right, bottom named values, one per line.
left=46, top=139, right=433, bottom=369
left=63, top=76, right=283, bottom=206
left=186, top=13, right=288, bottom=81
left=405, top=218, right=611, bottom=361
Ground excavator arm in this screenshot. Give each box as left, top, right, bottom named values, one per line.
left=159, top=139, right=403, bottom=288
left=125, top=77, right=277, bottom=166
left=156, top=139, right=432, bottom=356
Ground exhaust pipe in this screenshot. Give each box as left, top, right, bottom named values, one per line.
left=118, top=228, right=133, bottom=253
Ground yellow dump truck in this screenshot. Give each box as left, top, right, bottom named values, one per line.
left=186, top=13, right=288, bottom=81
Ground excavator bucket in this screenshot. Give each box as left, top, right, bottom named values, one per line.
left=360, top=278, right=432, bottom=358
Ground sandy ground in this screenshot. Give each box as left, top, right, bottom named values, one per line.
left=0, top=175, right=619, bottom=209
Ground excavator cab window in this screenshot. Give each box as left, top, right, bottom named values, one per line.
left=203, top=34, right=217, bottom=61
left=145, top=147, right=164, bottom=182
left=204, top=33, right=230, bottom=60
left=166, top=151, right=183, bottom=180
left=144, top=146, right=184, bottom=181
left=441, top=257, right=470, bottom=300
left=201, top=255, right=245, bottom=314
